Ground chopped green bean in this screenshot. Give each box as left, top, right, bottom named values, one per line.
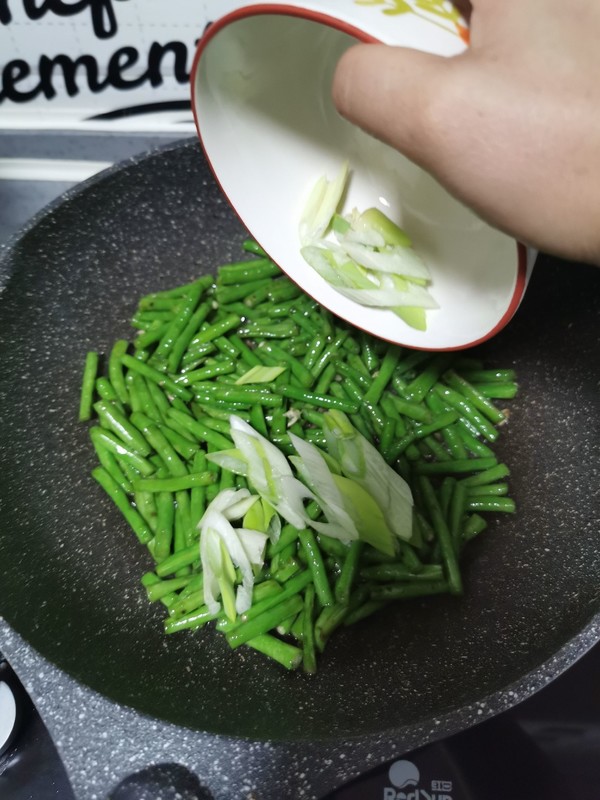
left=441, top=424, right=468, bottom=460
left=299, top=529, right=334, bottom=607
left=167, top=409, right=233, bottom=450
left=387, top=393, right=431, bottom=423
left=84, top=246, right=520, bottom=674
left=156, top=543, right=198, bottom=577
left=311, top=332, right=348, bottom=379
left=467, top=483, right=509, bottom=497
left=92, top=467, right=152, bottom=544
left=218, top=258, right=280, bottom=285
left=360, top=333, right=379, bottom=372
left=258, top=342, right=314, bottom=388
left=460, top=369, right=516, bottom=383
left=246, top=634, right=302, bottom=670
left=91, top=440, right=132, bottom=494
left=94, top=400, right=152, bottom=455
left=360, top=563, right=443, bottom=582
left=154, top=488, right=175, bottom=562
left=335, top=541, right=363, bottom=605
left=234, top=571, right=312, bottom=627
left=314, top=362, right=337, bottom=395
left=418, top=477, right=462, bottom=595
left=416, top=457, right=497, bottom=475
left=370, top=580, right=450, bottom=602
left=150, top=282, right=205, bottom=369
left=189, top=314, right=242, bottom=349
left=466, top=497, right=516, bottom=513
left=435, top=385, right=498, bottom=442
left=120, top=354, right=192, bottom=402
left=141, top=572, right=178, bottom=609
left=242, top=240, right=268, bottom=256
left=144, top=574, right=191, bottom=602
left=314, top=603, right=348, bottom=653
left=455, top=426, right=495, bottom=458
left=470, top=382, right=519, bottom=400
left=164, top=606, right=218, bottom=633
left=303, top=334, right=327, bottom=371
left=268, top=524, right=301, bottom=558
left=79, top=351, right=99, bottom=422
left=108, top=339, right=130, bottom=405
left=449, top=481, right=467, bottom=550
left=316, top=534, right=350, bottom=559
left=95, top=376, right=122, bottom=407
left=130, top=412, right=188, bottom=477
left=335, top=360, right=371, bottom=391
left=176, top=359, right=236, bottom=385
left=216, top=279, right=272, bottom=305
left=134, top=321, right=171, bottom=351
left=194, top=383, right=283, bottom=408
left=133, top=473, right=216, bottom=492
left=267, top=277, right=301, bottom=303
left=443, top=370, right=506, bottom=425
left=276, top=385, right=358, bottom=413
left=226, top=595, right=304, bottom=649
left=190, top=451, right=207, bottom=528
left=133, top=488, right=158, bottom=533
left=160, top=425, right=198, bottom=461
left=166, top=301, right=213, bottom=373
left=460, top=463, right=510, bottom=487
left=402, top=354, right=452, bottom=403
left=462, top=513, right=488, bottom=543
left=89, top=427, right=155, bottom=476
left=132, top=310, right=174, bottom=327
left=302, top=585, right=317, bottom=673
left=363, top=347, right=401, bottom=404
left=439, top=477, right=456, bottom=519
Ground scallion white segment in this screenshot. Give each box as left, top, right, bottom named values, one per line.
left=198, top=488, right=268, bottom=619
left=340, top=241, right=430, bottom=281
left=299, top=162, right=349, bottom=245
left=335, top=283, right=438, bottom=310
left=227, top=415, right=311, bottom=530
left=206, top=414, right=414, bottom=557
left=323, top=410, right=413, bottom=543
left=298, top=164, right=437, bottom=330
left=288, top=432, right=361, bottom=543
left=289, top=433, right=400, bottom=555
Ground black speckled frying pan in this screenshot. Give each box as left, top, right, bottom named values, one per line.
left=1, top=140, right=599, bottom=750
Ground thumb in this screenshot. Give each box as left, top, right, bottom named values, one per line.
left=332, top=44, right=460, bottom=175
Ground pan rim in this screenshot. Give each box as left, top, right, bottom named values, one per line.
left=0, top=138, right=599, bottom=750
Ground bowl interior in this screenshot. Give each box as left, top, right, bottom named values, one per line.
left=194, top=12, right=524, bottom=350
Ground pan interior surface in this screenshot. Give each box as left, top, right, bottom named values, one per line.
left=0, top=141, right=599, bottom=742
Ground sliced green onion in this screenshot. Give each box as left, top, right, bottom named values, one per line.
left=235, top=365, right=286, bottom=385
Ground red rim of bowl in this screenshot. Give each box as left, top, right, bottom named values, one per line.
left=191, top=3, right=529, bottom=352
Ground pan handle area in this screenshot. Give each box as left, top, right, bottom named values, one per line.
left=0, top=621, right=405, bottom=800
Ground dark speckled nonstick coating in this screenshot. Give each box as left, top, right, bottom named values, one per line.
left=0, top=140, right=599, bottom=745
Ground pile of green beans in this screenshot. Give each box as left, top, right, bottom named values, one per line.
left=80, top=239, right=519, bottom=672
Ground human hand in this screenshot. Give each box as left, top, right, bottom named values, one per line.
left=333, top=0, right=600, bottom=264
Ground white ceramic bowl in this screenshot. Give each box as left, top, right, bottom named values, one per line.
left=192, top=3, right=536, bottom=350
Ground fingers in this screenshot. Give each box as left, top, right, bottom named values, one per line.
left=332, top=1, right=600, bottom=264
left=332, top=44, right=460, bottom=174
left=331, top=44, right=517, bottom=243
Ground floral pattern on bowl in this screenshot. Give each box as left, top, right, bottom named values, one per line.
left=355, top=0, right=469, bottom=43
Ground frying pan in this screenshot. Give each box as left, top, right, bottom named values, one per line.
left=1, top=140, right=599, bottom=794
